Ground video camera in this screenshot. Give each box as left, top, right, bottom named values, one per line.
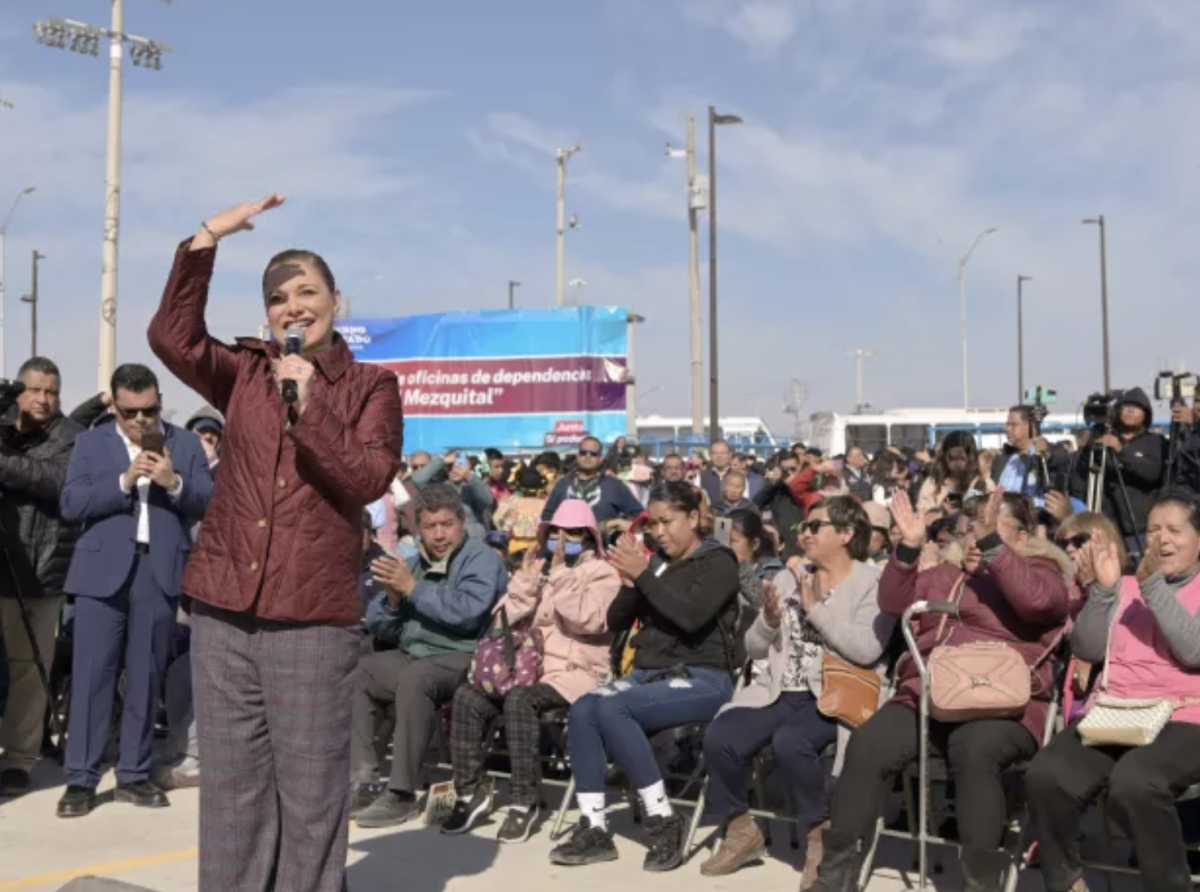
left=1082, top=390, right=1127, bottom=429
left=0, top=378, right=25, bottom=415
left=1155, top=371, right=1197, bottom=408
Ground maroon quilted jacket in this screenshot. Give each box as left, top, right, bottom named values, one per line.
left=148, top=240, right=403, bottom=625
left=879, top=534, right=1071, bottom=746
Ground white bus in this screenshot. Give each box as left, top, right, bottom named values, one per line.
left=809, top=408, right=1084, bottom=457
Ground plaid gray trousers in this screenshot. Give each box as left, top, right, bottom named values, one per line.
left=191, top=602, right=361, bottom=892
left=449, top=681, right=567, bottom=808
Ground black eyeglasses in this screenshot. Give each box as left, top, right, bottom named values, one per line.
left=1057, top=532, right=1092, bottom=550
left=115, top=404, right=161, bottom=420
left=578, top=449, right=603, bottom=458
left=797, top=520, right=838, bottom=536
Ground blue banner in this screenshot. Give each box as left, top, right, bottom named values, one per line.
left=335, top=307, right=629, bottom=454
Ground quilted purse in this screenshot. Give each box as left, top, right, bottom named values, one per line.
left=1077, top=695, right=1174, bottom=747
left=927, top=576, right=1059, bottom=723
left=469, top=607, right=544, bottom=697
left=1076, top=593, right=1197, bottom=746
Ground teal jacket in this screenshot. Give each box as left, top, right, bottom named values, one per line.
left=365, top=536, right=507, bottom=657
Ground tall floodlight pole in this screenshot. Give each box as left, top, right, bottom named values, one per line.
left=1017, top=275, right=1032, bottom=403
left=667, top=115, right=706, bottom=437
left=707, top=106, right=743, bottom=444
left=555, top=142, right=582, bottom=307
left=507, top=279, right=520, bottom=310
left=844, top=348, right=874, bottom=414
left=0, top=186, right=36, bottom=378
left=956, top=226, right=999, bottom=410
left=21, top=251, right=46, bottom=357
left=35, top=2, right=173, bottom=392
left=1082, top=215, right=1111, bottom=392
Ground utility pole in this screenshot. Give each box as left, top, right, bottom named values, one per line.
left=507, top=279, right=520, bottom=310
left=844, top=348, right=874, bottom=414
left=21, top=251, right=45, bottom=357
left=707, top=106, right=743, bottom=444
left=1082, top=215, right=1111, bottom=392
left=626, top=311, right=645, bottom=440
left=35, top=2, right=173, bottom=393
left=1017, top=275, right=1032, bottom=403
left=555, top=142, right=582, bottom=307
left=0, top=186, right=36, bottom=378
left=956, top=226, right=999, bottom=410
left=667, top=116, right=706, bottom=437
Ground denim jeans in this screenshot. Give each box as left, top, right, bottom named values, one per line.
left=567, top=666, right=734, bottom=793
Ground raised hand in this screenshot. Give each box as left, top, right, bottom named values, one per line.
left=891, top=490, right=925, bottom=548
left=1093, top=539, right=1124, bottom=589
left=192, top=193, right=286, bottom=249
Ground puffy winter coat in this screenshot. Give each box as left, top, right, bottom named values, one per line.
left=148, top=239, right=404, bottom=625
left=0, top=412, right=84, bottom=598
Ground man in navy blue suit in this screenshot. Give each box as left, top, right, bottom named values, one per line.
left=56, top=364, right=212, bottom=817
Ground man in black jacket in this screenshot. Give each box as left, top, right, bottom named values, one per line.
left=0, top=357, right=83, bottom=796
left=1070, top=387, right=1164, bottom=554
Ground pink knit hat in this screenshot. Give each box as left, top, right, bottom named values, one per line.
left=537, top=499, right=606, bottom=556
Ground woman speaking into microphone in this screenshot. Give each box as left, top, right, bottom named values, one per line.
left=148, top=194, right=403, bottom=892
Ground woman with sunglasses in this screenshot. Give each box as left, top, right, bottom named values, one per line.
left=700, top=498, right=895, bottom=888
left=147, top=195, right=403, bottom=892
left=441, top=499, right=620, bottom=843
left=549, top=481, right=740, bottom=872
left=1026, top=493, right=1200, bottom=892
left=809, top=488, right=1070, bottom=892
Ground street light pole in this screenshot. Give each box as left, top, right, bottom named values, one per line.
left=956, top=226, right=999, bottom=410
left=21, top=251, right=45, bottom=357
left=1082, top=215, right=1111, bottom=392
left=626, top=311, right=645, bottom=439
left=35, top=2, right=173, bottom=393
left=844, top=348, right=874, bottom=414
left=0, top=186, right=36, bottom=379
left=554, top=142, right=582, bottom=307
left=707, top=106, right=743, bottom=444
left=507, top=279, right=520, bottom=310
left=1017, top=275, right=1031, bottom=403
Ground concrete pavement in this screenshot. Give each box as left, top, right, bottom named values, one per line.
left=0, top=764, right=1141, bottom=892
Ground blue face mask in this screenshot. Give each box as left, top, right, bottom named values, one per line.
left=547, top=535, right=585, bottom=557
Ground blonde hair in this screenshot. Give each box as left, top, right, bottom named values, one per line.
left=1058, top=511, right=1128, bottom=570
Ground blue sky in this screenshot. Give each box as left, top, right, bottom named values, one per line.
left=2, top=0, right=1199, bottom=436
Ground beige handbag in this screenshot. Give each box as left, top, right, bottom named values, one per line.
left=927, top=576, right=1060, bottom=723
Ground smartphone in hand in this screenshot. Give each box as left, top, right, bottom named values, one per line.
left=141, top=431, right=165, bottom=457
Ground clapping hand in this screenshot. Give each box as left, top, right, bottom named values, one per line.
left=1093, top=539, right=1124, bottom=588
left=608, top=534, right=650, bottom=583
left=372, top=556, right=416, bottom=607
left=1135, top=537, right=1162, bottom=584
left=762, top=578, right=783, bottom=629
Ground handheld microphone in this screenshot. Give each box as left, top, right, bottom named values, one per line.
left=281, top=324, right=305, bottom=404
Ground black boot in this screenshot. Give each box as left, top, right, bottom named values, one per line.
left=959, top=845, right=1013, bottom=892
left=808, top=829, right=861, bottom=892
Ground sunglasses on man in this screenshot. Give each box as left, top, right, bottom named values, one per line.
left=114, top=404, right=162, bottom=420
left=578, top=448, right=603, bottom=458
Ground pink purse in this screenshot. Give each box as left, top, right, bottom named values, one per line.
left=927, top=576, right=1059, bottom=723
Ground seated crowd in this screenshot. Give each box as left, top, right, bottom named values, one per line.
left=342, top=430, right=1200, bottom=892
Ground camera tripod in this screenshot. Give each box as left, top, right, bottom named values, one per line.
left=1085, top=439, right=1145, bottom=560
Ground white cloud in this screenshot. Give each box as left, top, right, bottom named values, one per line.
left=725, top=2, right=801, bottom=57
left=0, top=79, right=436, bottom=412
